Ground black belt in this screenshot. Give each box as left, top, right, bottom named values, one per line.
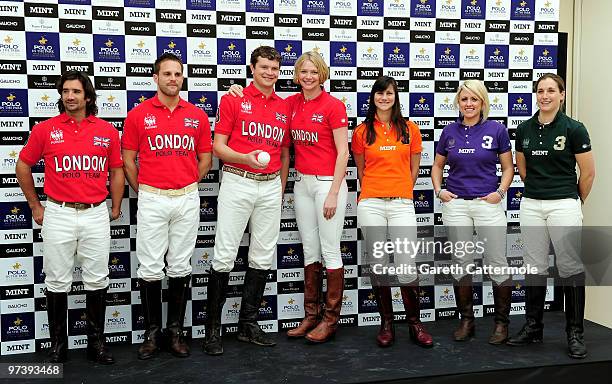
left=48, top=197, right=104, bottom=210
left=457, top=197, right=477, bottom=200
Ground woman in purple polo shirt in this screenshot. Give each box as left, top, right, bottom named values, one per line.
left=432, top=80, right=514, bottom=345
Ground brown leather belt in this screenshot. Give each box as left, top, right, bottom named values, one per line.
left=222, top=165, right=280, bottom=181
left=48, top=197, right=104, bottom=210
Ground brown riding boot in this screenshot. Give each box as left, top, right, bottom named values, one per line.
left=305, top=268, right=344, bottom=343
left=453, top=275, right=475, bottom=341
left=287, top=262, right=323, bottom=338
left=400, top=285, right=433, bottom=347
left=489, top=279, right=512, bottom=345
left=373, top=286, right=395, bottom=347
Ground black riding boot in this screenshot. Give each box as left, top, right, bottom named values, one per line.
left=137, top=279, right=162, bottom=360
left=507, top=274, right=547, bottom=346
left=165, top=275, right=191, bottom=357
left=46, top=291, right=68, bottom=363
left=203, top=268, right=229, bottom=355
left=237, top=267, right=275, bottom=346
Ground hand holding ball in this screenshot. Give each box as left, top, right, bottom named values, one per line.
left=257, top=151, right=270, bottom=166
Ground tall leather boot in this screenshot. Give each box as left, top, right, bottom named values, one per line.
left=85, top=288, right=115, bottom=364
left=287, top=262, right=323, bottom=338
left=203, top=268, right=230, bottom=355
left=507, top=274, right=547, bottom=346
left=237, top=267, right=276, bottom=346
left=563, top=273, right=587, bottom=359
left=489, top=279, right=512, bottom=345
left=373, top=285, right=395, bottom=347
left=453, top=275, right=474, bottom=341
left=165, top=275, right=191, bottom=357
left=306, top=268, right=344, bottom=343
left=137, top=279, right=162, bottom=360
left=400, top=285, right=433, bottom=348
left=46, top=291, right=68, bottom=363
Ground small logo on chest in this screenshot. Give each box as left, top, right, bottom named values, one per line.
left=144, top=114, right=157, bottom=130
left=50, top=128, right=64, bottom=144
left=184, top=118, right=199, bottom=129
left=311, top=114, right=324, bottom=123
left=93, top=136, right=110, bottom=148
left=458, top=148, right=475, bottom=154
left=276, top=112, right=287, bottom=124
left=241, top=100, right=252, bottom=114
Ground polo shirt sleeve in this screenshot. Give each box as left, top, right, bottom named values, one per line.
left=569, top=123, right=592, bottom=154
left=515, top=123, right=524, bottom=153
left=408, top=121, right=422, bottom=154
left=351, top=125, right=365, bottom=155
left=497, top=123, right=512, bottom=154
left=121, top=111, right=139, bottom=151
left=436, top=127, right=449, bottom=156
left=196, top=112, right=213, bottom=153
left=18, top=124, right=45, bottom=166
left=327, top=98, right=348, bottom=130
left=214, top=94, right=236, bottom=136
left=108, top=127, right=123, bottom=168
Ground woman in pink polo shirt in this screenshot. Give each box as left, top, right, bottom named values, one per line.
left=227, top=51, right=349, bottom=343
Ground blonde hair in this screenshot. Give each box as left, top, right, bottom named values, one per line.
left=453, top=79, right=490, bottom=121
left=293, top=51, right=329, bottom=85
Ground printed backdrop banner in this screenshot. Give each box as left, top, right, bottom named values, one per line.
left=0, top=0, right=561, bottom=355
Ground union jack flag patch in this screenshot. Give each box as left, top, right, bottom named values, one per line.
left=184, top=118, right=199, bottom=128
left=311, top=114, right=324, bottom=123
left=93, top=136, right=110, bottom=148
left=276, top=112, right=287, bottom=123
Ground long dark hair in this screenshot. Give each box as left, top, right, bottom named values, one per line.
left=363, top=76, right=408, bottom=145
left=56, top=70, right=98, bottom=116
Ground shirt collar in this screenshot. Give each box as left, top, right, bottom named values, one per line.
left=457, top=116, right=484, bottom=128
left=373, top=114, right=392, bottom=128
left=244, top=82, right=279, bottom=101
left=59, top=113, right=96, bottom=124
left=533, top=109, right=563, bottom=127
left=300, top=88, right=326, bottom=103
left=151, top=94, right=188, bottom=109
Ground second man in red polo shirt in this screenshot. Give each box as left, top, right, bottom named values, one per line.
left=122, top=53, right=213, bottom=360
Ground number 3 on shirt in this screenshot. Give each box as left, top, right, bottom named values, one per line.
left=481, top=135, right=493, bottom=149
left=553, top=136, right=566, bottom=150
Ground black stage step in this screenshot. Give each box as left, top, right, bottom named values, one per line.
left=3, top=311, right=611, bottom=384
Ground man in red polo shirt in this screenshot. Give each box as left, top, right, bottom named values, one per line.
left=122, top=53, right=212, bottom=360
left=16, top=71, right=124, bottom=364
left=203, top=46, right=291, bottom=355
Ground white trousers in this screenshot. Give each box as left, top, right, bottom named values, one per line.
left=212, top=171, right=282, bottom=273
left=42, top=201, right=110, bottom=293
left=520, top=197, right=584, bottom=278
left=442, top=199, right=509, bottom=284
left=294, top=173, right=347, bottom=269
left=357, top=198, right=418, bottom=284
left=136, top=188, right=199, bottom=281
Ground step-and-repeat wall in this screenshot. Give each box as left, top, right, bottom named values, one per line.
left=0, top=0, right=560, bottom=355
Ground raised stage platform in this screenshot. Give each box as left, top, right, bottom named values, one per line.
left=4, top=311, right=612, bottom=384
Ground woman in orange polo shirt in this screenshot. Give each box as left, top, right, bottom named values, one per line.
left=352, top=76, right=433, bottom=348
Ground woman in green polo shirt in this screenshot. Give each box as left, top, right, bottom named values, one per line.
left=507, top=73, right=595, bottom=359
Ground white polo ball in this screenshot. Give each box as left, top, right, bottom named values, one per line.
left=257, top=151, right=270, bottom=166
